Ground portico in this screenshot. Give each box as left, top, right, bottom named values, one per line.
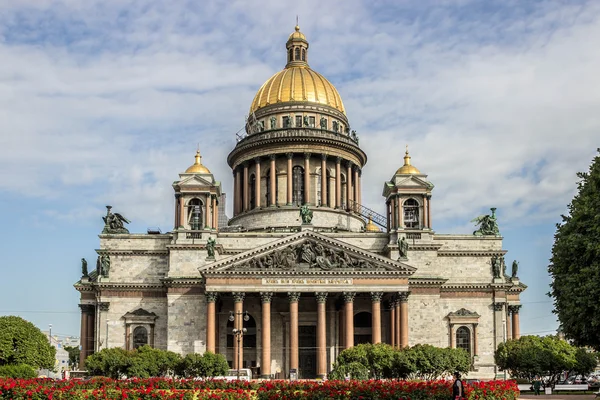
left=201, top=230, right=414, bottom=378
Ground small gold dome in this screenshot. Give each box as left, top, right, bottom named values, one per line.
left=395, top=146, right=421, bottom=175
left=288, top=25, right=306, bottom=41
left=185, top=150, right=211, bottom=174
left=365, top=215, right=380, bottom=232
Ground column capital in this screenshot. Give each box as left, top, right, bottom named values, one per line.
left=304, top=152, right=312, bottom=160
left=79, top=304, right=95, bottom=313
left=288, top=292, right=301, bottom=303
left=315, top=292, right=328, bottom=303
left=174, top=193, right=181, bottom=199
left=335, top=156, right=342, bottom=164
left=493, top=302, right=505, bottom=312
left=254, top=156, right=262, bottom=164
left=270, top=154, right=277, bottom=161
left=205, top=292, right=219, bottom=303
left=260, top=292, right=274, bottom=304
left=342, top=292, right=356, bottom=303
left=242, top=161, right=249, bottom=168
left=98, top=302, right=110, bottom=312
left=370, top=292, right=384, bottom=302
left=345, top=160, right=353, bottom=169
left=508, top=305, right=521, bottom=314
left=397, top=291, right=410, bottom=303
left=286, top=152, right=294, bottom=160
left=321, top=154, right=328, bottom=161
left=387, top=299, right=397, bottom=308
left=232, top=292, right=245, bottom=303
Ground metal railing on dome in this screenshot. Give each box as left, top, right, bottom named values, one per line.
left=348, top=200, right=387, bottom=228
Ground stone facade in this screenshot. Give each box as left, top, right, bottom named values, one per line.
left=75, top=26, right=525, bottom=380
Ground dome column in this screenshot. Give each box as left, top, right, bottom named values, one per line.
left=269, top=155, right=277, bottom=206
left=204, top=195, right=210, bottom=228
left=335, top=157, right=342, bottom=209
left=353, top=166, right=360, bottom=211
left=304, top=153, right=311, bottom=205
left=179, top=194, right=186, bottom=228
left=243, top=162, right=249, bottom=212
left=234, top=169, right=241, bottom=216
left=255, top=158, right=261, bottom=209
left=346, top=162, right=353, bottom=211
left=321, top=155, right=327, bottom=206
left=212, top=195, right=218, bottom=230
left=286, top=153, right=293, bottom=205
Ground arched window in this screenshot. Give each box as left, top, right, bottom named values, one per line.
left=133, top=326, right=148, bottom=349
left=187, top=198, right=203, bottom=230
left=249, top=174, right=256, bottom=209
left=456, top=326, right=471, bottom=356
left=403, top=198, right=420, bottom=228
left=354, top=312, right=372, bottom=345
left=301, top=48, right=306, bottom=61
left=295, top=47, right=300, bottom=61
left=288, top=48, right=293, bottom=62
left=292, top=166, right=304, bottom=205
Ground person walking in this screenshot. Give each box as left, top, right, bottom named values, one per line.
left=452, top=371, right=464, bottom=400
left=532, top=376, right=542, bottom=396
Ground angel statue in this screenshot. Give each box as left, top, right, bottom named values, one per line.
left=206, top=237, right=216, bottom=258
left=472, top=207, right=500, bottom=236
left=102, top=205, right=131, bottom=234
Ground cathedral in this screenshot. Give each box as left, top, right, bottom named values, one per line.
left=75, top=26, right=526, bottom=380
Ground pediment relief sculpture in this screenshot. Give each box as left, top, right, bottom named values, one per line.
left=233, top=239, right=390, bottom=272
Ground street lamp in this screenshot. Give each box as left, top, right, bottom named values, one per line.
left=229, top=311, right=250, bottom=379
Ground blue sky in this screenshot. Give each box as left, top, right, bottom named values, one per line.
left=0, top=0, right=598, bottom=341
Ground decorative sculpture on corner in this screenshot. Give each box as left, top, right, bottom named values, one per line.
left=472, top=207, right=500, bottom=236
left=99, top=254, right=111, bottom=278
left=491, top=255, right=502, bottom=279
left=303, top=115, right=309, bottom=127
left=206, top=237, right=216, bottom=259
left=300, top=205, right=313, bottom=224
left=320, top=116, right=327, bottom=129
left=270, top=116, right=276, bottom=130
left=511, top=260, right=519, bottom=278
left=81, top=258, right=88, bottom=277
left=351, top=130, right=359, bottom=145
left=397, top=236, right=409, bottom=260
left=102, top=205, right=130, bottom=234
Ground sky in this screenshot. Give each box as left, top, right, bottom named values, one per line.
left=0, top=0, right=598, bottom=342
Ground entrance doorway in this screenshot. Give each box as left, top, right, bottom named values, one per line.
left=298, top=325, right=317, bottom=379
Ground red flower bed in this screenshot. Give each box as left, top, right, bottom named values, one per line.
left=0, top=377, right=518, bottom=400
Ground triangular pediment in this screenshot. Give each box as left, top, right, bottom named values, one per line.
left=394, top=175, right=432, bottom=188
left=201, top=230, right=416, bottom=275
left=175, top=174, right=215, bottom=187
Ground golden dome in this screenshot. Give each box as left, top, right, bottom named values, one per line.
left=185, top=150, right=211, bottom=174
left=365, top=215, right=380, bottom=232
left=288, top=25, right=306, bottom=41
left=395, top=146, right=421, bottom=175
left=249, top=26, right=345, bottom=115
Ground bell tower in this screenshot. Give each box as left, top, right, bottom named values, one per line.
left=172, top=149, right=222, bottom=233
left=382, top=146, right=434, bottom=233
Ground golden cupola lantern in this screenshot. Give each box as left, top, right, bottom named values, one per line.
left=395, top=146, right=421, bottom=175
left=185, top=150, right=211, bottom=174
left=365, top=215, right=380, bottom=232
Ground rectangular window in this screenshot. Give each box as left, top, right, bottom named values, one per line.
left=295, top=116, right=302, bottom=127
left=309, top=116, right=315, bottom=127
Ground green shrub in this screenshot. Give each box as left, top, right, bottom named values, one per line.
left=0, top=364, right=37, bottom=378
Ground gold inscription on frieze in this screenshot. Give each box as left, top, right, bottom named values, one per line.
left=262, top=278, right=353, bottom=285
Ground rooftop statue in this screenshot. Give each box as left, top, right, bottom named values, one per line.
left=102, top=205, right=130, bottom=234
left=397, top=236, right=409, bottom=260
left=511, top=260, right=519, bottom=278
left=81, top=258, right=88, bottom=277
left=472, top=207, right=500, bottom=236
left=300, top=205, right=313, bottom=224
left=206, top=237, right=216, bottom=258
left=320, top=116, right=327, bottom=129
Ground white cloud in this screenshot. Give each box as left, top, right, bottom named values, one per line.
left=0, top=0, right=598, bottom=233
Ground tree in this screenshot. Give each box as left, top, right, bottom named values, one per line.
left=0, top=316, right=55, bottom=369
left=406, top=344, right=470, bottom=380
left=495, top=335, right=578, bottom=387
left=175, top=352, right=228, bottom=378
left=572, top=348, right=597, bottom=377
left=85, top=347, right=131, bottom=379
left=128, top=345, right=181, bottom=378
left=64, top=346, right=80, bottom=369
left=549, top=149, right=600, bottom=349
left=330, top=343, right=397, bottom=380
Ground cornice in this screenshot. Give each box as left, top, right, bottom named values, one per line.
left=96, top=249, right=169, bottom=256
left=409, top=277, right=448, bottom=286
left=96, top=283, right=165, bottom=291
left=162, top=278, right=204, bottom=287
left=203, top=269, right=408, bottom=276
left=437, top=250, right=507, bottom=257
